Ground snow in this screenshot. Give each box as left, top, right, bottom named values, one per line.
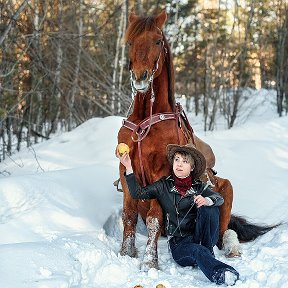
left=1, top=90, right=288, bottom=288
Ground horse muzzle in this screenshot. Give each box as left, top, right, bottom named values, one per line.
left=132, top=79, right=150, bottom=93
left=130, top=70, right=151, bottom=93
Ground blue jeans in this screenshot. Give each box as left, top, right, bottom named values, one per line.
left=169, top=206, right=239, bottom=285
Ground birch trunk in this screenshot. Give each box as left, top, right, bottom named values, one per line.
left=229, top=1, right=254, bottom=128
left=276, top=5, right=287, bottom=116
left=117, top=0, right=128, bottom=114
left=136, top=0, right=143, bottom=14
left=33, top=1, right=44, bottom=143
left=51, top=0, right=63, bottom=134
left=203, top=47, right=210, bottom=132
left=0, top=0, right=29, bottom=46
left=170, top=1, right=179, bottom=53
left=68, top=0, right=83, bottom=131
left=112, top=5, right=124, bottom=114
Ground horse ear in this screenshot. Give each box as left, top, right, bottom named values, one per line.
left=128, top=12, right=139, bottom=23
left=155, top=10, right=167, bottom=29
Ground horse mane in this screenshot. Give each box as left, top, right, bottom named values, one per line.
left=125, top=15, right=176, bottom=112
left=163, top=33, right=175, bottom=111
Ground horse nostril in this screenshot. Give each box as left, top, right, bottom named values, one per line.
left=142, top=70, right=148, bottom=81
left=131, top=71, right=136, bottom=81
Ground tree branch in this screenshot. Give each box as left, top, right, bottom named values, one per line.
left=0, top=0, right=30, bottom=46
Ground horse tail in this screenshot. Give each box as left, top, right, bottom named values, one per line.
left=228, top=214, right=280, bottom=242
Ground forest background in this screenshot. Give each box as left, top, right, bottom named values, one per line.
left=0, top=0, right=287, bottom=161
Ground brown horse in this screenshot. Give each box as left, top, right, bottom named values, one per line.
left=117, top=11, right=275, bottom=270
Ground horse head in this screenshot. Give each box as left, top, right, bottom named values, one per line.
left=125, top=11, right=168, bottom=94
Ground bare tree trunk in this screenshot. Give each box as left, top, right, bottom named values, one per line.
left=6, top=116, right=12, bottom=155
left=229, top=1, right=254, bottom=128
left=32, top=0, right=45, bottom=143
left=276, top=5, right=287, bottom=116
left=17, top=106, right=28, bottom=151
left=1, top=129, right=6, bottom=161
left=283, top=8, right=288, bottom=115
left=203, top=47, right=210, bottom=132
left=27, top=95, right=32, bottom=147
left=170, top=1, right=179, bottom=53
left=112, top=4, right=124, bottom=114
left=136, top=0, right=143, bottom=14
left=51, top=0, right=63, bottom=134
left=117, top=0, right=128, bottom=114
left=0, top=120, right=4, bottom=162
left=68, top=0, right=83, bottom=131
left=0, top=0, right=30, bottom=46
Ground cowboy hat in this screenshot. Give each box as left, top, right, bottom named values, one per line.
left=166, top=143, right=206, bottom=179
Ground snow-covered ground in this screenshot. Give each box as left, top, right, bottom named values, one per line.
left=0, top=90, right=288, bottom=288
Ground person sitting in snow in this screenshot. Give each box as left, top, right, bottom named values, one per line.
left=117, top=143, right=239, bottom=286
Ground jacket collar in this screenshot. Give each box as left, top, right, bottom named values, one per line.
left=167, top=174, right=201, bottom=195
left=166, top=174, right=201, bottom=184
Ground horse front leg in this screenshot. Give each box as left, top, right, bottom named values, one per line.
left=141, top=199, right=163, bottom=271
left=120, top=166, right=138, bottom=258
left=213, top=175, right=241, bottom=257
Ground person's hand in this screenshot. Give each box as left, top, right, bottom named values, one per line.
left=120, top=153, right=132, bottom=171
left=194, top=195, right=209, bottom=208
left=116, top=149, right=133, bottom=172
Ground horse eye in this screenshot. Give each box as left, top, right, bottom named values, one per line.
left=127, top=42, right=132, bottom=47
left=155, top=39, right=161, bottom=45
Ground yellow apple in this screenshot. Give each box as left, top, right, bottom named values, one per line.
left=117, top=143, right=130, bottom=156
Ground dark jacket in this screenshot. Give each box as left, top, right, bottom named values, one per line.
left=125, top=173, right=224, bottom=237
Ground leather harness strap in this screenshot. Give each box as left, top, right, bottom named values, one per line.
left=123, top=111, right=180, bottom=138
left=180, top=107, right=195, bottom=145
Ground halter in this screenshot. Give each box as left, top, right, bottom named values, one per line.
left=128, top=37, right=165, bottom=142
left=129, top=28, right=166, bottom=99
left=123, top=33, right=194, bottom=186
left=129, top=48, right=161, bottom=101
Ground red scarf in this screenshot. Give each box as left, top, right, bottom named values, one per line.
left=173, top=174, right=193, bottom=196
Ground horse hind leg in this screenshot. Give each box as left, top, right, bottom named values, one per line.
left=211, top=174, right=241, bottom=257
left=120, top=167, right=138, bottom=258
left=141, top=199, right=163, bottom=271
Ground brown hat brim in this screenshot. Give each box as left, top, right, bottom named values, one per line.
left=166, top=144, right=206, bottom=179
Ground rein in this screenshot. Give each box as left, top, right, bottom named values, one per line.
left=124, top=37, right=166, bottom=186
left=123, top=32, right=195, bottom=187
left=127, top=35, right=168, bottom=142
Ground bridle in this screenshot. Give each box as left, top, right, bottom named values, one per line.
left=129, top=43, right=163, bottom=101
left=122, top=31, right=193, bottom=186
left=129, top=28, right=167, bottom=99
left=128, top=35, right=167, bottom=142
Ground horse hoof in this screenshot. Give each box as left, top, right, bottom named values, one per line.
left=120, top=236, right=138, bottom=258
left=120, top=246, right=138, bottom=258
left=226, top=251, right=242, bottom=258
left=223, top=229, right=241, bottom=258
left=141, top=260, right=159, bottom=271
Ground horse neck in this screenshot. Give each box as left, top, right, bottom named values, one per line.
left=132, top=66, right=173, bottom=119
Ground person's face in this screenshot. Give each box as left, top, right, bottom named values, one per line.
left=172, top=153, right=194, bottom=178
